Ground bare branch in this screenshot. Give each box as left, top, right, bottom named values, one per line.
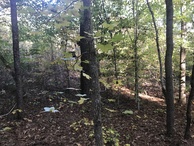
left=0, top=103, right=16, bottom=118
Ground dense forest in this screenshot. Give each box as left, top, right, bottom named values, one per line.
left=1, top=0, right=194, bottom=145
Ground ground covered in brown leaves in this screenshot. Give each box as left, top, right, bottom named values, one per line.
left=0, top=87, right=194, bottom=146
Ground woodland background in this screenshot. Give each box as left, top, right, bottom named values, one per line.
left=0, top=0, right=194, bottom=145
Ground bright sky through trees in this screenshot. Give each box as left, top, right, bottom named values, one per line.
left=43, top=0, right=57, bottom=4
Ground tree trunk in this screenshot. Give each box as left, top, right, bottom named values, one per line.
left=80, top=0, right=103, bottom=145
left=132, top=0, right=140, bottom=110
left=79, top=3, right=91, bottom=95
left=90, top=47, right=104, bottom=146
left=179, top=3, right=186, bottom=104
left=184, top=64, right=194, bottom=139
left=10, top=0, right=23, bottom=120
left=146, top=0, right=166, bottom=96
left=165, top=0, right=174, bottom=136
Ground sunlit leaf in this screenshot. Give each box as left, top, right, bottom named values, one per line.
left=74, top=35, right=85, bottom=41
left=97, top=43, right=113, bottom=53
left=102, top=22, right=109, bottom=28
left=2, top=127, right=12, bottom=131
left=78, top=97, right=89, bottom=105
left=31, top=31, right=41, bottom=35
left=56, top=92, right=64, bottom=94
left=105, top=108, right=118, bottom=113
left=112, top=33, right=123, bottom=42
left=122, top=110, right=133, bottom=115
left=94, top=31, right=102, bottom=37
left=102, top=21, right=119, bottom=30
left=136, top=115, right=141, bottom=119
left=82, top=60, right=90, bottom=64
left=12, top=109, right=22, bottom=114
left=74, top=64, right=83, bottom=71
left=66, top=88, right=80, bottom=91
left=68, top=100, right=77, bottom=104
left=44, top=107, right=59, bottom=113
left=64, top=52, right=72, bottom=58
left=108, top=99, right=116, bottom=102
left=75, top=94, right=87, bottom=97
left=82, top=72, right=91, bottom=80
left=74, top=1, right=82, bottom=10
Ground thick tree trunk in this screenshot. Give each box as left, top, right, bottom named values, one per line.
left=179, top=4, right=186, bottom=104
left=165, top=0, right=174, bottom=136
left=10, top=0, right=23, bottom=120
left=80, top=0, right=103, bottom=145
left=79, top=1, right=91, bottom=95
left=184, top=64, right=194, bottom=139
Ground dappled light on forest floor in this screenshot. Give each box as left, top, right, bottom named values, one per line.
left=119, top=86, right=165, bottom=106
left=139, top=93, right=165, bottom=106
left=0, top=0, right=193, bottom=145
left=0, top=88, right=194, bottom=146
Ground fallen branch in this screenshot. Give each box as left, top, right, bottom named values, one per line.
left=0, top=103, right=16, bottom=118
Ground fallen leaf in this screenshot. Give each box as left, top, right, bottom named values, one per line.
left=122, top=110, right=133, bottom=115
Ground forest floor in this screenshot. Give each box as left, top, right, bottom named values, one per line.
left=0, top=85, right=194, bottom=146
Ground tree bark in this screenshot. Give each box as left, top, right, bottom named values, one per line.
left=184, top=64, right=194, bottom=139
left=10, top=0, right=23, bottom=120
left=132, top=0, right=140, bottom=110
left=79, top=0, right=91, bottom=95
left=165, top=0, right=174, bottom=136
left=80, top=0, right=104, bottom=145
left=146, top=0, right=166, bottom=96
left=179, top=3, right=186, bottom=104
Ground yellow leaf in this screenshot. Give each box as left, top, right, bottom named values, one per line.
left=122, top=110, right=133, bottom=115
left=83, top=73, right=91, bottom=80
left=78, top=98, right=89, bottom=105
left=108, top=99, right=116, bottom=102
left=105, top=108, right=118, bottom=113
left=2, top=127, right=12, bottom=131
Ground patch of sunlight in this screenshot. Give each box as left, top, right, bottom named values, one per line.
left=139, top=93, right=165, bottom=106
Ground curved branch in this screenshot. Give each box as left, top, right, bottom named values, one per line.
left=146, top=0, right=166, bottom=96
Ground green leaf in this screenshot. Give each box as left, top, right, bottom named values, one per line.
left=2, top=127, right=12, bottom=131
left=12, top=109, right=22, bottom=114
left=102, top=21, right=119, bottom=30
left=68, top=100, right=77, bottom=104
left=112, top=33, right=123, bottom=42
left=102, top=22, right=110, bottom=28
left=83, top=73, right=91, bottom=80
left=73, top=35, right=85, bottom=41
left=64, top=52, right=72, bottom=58
left=74, top=64, right=83, bottom=71
left=31, top=31, right=41, bottom=36
left=97, top=43, right=113, bottom=53
left=74, top=1, right=82, bottom=10
left=122, top=110, right=133, bottom=115
left=94, top=31, right=102, bottom=38
left=78, top=97, right=89, bottom=105
left=108, top=99, right=116, bottom=102
left=136, top=115, right=141, bottom=119
left=82, top=60, right=90, bottom=64
left=105, top=108, right=118, bottom=113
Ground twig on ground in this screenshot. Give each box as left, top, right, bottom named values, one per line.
left=0, top=103, right=16, bottom=118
